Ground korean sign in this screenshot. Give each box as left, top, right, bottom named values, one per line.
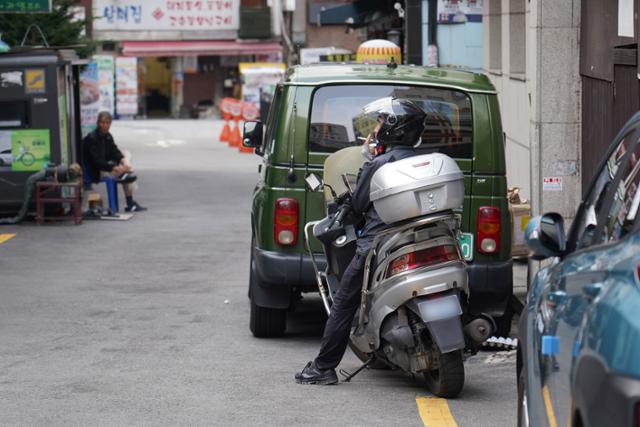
left=93, top=0, right=239, bottom=31
left=0, top=0, right=51, bottom=13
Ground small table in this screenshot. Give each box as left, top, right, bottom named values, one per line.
left=35, top=181, right=82, bottom=225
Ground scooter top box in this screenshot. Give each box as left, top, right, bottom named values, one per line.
left=370, top=153, right=464, bottom=224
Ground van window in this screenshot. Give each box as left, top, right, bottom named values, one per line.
left=308, top=85, right=473, bottom=158
left=263, top=85, right=283, bottom=154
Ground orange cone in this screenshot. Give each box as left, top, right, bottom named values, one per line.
left=229, top=121, right=241, bottom=147
left=220, top=120, right=230, bottom=143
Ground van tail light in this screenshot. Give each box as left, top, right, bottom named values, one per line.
left=274, top=198, right=299, bottom=246
left=386, top=245, right=459, bottom=278
left=477, top=206, right=501, bottom=254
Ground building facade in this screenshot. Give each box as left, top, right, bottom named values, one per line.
left=483, top=0, right=581, bottom=220
left=81, top=0, right=283, bottom=118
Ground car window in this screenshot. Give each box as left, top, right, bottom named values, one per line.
left=263, top=85, right=284, bottom=155
left=571, top=130, right=640, bottom=249
left=599, top=136, right=640, bottom=243
left=308, top=85, right=473, bottom=158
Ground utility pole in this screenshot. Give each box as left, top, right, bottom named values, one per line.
left=404, top=0, right=422, bottom=65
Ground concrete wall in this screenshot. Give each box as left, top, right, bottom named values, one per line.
left=528, top=0, right=581, bottom=219
left=483, top=0, right=531, bottom=201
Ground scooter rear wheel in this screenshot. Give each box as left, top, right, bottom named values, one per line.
left=423, top=350, right=465, bottom=398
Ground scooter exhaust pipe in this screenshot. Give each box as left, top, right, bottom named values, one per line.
left=464, top=315, right=495, bottom=344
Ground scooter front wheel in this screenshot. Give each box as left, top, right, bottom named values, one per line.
left=423, top=350, right=465, bottom=398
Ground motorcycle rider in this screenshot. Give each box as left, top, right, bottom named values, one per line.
left=295, top=97, right=427, bottom=385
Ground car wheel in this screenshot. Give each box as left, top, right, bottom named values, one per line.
left=423, top=350, right=465, bottom=398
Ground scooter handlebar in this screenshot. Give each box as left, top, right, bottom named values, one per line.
left=333, top=203, right=351, bottom=227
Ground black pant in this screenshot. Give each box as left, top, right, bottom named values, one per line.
left=314, top=252, right=366, bottom=370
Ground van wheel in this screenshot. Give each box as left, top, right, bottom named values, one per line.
left=250, top=299, right=286, bottom=338
left=248, top=244, right=287, bottom=338
left=424, top=350, right=465, bottom=398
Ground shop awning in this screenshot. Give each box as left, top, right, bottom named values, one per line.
left=121, top=40, right=283, bottom=57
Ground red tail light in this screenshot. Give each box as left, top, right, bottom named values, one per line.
left=386, top=245, right=459, bottom=277
left=477, top=206, right=501, bottom=254
left=274, top=198, right=298, bottom=246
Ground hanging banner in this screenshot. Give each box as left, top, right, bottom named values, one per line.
left=80, top=62, right=100, bottom=137
left=93, top=0, right=239, bottom=31
left=0, top=0, right=51, bottom=13
left=116, top=57, right=138, bottom=117
left=95, top=55, right=115, bottom=115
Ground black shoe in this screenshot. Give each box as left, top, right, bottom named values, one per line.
left=125, top=201, right=147, bottom=212
left=295, top=361, right=338, bottom=385
left=116, top=172, right=137, bottom=184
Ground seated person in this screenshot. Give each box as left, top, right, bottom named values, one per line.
left=83, top=111, right=147, bottom=212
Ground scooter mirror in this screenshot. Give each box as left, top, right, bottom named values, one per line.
left=305, top=173, right=323, bottom=192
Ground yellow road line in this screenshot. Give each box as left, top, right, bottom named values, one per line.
left=416, top=397, right=458, bottom=427
left=0, top=233, right=16, bottom=244
left=542, top=385, right=559, bottom=427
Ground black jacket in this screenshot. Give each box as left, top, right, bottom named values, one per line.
left=83, top=129, right=124, bottom=183
left=352, top=146, right=416, bottom=254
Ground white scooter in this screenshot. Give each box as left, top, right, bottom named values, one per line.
left=304, top=149, right=494, bottom=397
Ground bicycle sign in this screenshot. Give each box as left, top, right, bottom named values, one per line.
left=10, top=129, right=50, bottom=172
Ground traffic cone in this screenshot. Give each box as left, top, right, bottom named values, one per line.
left=219, top=113, right=231, bottom=143
left=229, top=120, right=241, bottom=147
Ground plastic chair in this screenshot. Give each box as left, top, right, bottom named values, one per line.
left=82, top=163, right=119, bottom=212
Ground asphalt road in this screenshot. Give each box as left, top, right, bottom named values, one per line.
left=0, top=120, right=520, bottom=426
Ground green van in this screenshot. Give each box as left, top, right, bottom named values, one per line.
left=243, top=63, right=512, bottom=338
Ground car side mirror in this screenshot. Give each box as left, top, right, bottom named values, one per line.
left=525, top=213, right=566, bottom=260
left=305, top=173, right=323, bottom=192
left=242, top=121, right=263, bottom=152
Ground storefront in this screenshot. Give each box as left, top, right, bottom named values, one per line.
left=119, top=41, right=282, bottom=118
left=91, top=0, right=283, bottom=118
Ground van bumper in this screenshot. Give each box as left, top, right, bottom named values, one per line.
left=251, top=247, right=326, bottom=309
left=466, top=259, right=513, bottom=317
